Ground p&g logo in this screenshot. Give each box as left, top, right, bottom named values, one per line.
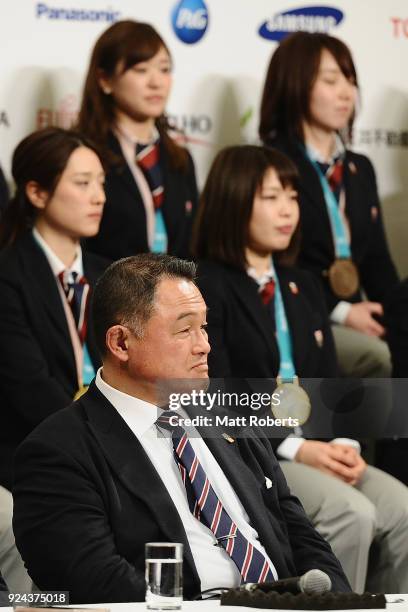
left=171, top=0, right=208, bottom=44
left=259, top=6, right=344, bottom=42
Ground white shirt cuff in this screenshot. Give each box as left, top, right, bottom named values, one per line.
left=277, top=436, right=306, bottom=461
left=330, top=301, right=352, bottom=324
left=331, top=438, right=361, bottom=454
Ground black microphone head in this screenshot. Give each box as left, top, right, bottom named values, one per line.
left=299, top=569, right=332, bottom=595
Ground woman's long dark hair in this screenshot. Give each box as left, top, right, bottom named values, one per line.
left=76, top=20, right=189, bottom=171
left=0, top=127, right=102, bottom=248
left=259, top=31, right=358, bottom=143
left=192, top=145, right=300, bottom=269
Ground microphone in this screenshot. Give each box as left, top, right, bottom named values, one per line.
left=242, top=569, right=332, bottom=595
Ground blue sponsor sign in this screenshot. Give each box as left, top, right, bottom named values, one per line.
left=259, top=6, right=344, bottom=42
left=171, top=0, right=208, bottom=44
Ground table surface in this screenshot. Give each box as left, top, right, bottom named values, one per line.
left=4, top=594, right=408, bottom=612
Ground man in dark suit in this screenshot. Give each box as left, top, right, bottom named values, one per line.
left=13, top=254, right=350, bottom=603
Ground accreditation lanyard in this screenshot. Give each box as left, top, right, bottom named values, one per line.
left=152, top=209, right=168, bottom=253
left=270, top=266, right=296, bottom=383
left=303, top=148, right=351, bottom=259
left=82, top=344, right=95, bottom=385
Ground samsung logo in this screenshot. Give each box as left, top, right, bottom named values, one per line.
left=36, top=3, right=121, bottom=22
left=259, top=6, right=344, bottom=41
left=171, top=0, right=208, bottom=44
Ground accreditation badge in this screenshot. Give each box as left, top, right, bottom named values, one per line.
left=272, top=376, right=311, bottom=426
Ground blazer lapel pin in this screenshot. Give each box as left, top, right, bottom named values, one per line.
left=314, top=329, right=324, bottom=347
left=222, top=433, right=235, bottom=443
left=371, top=206, right=378, bottom=221
left=348, top=161, right=357, bottom=174
left=289, top=281, right=298, bottom=295
left=265, top=476, right=273, bottom=489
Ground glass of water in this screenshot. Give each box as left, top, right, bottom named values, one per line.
left=145, top=542, right=183, bottom=610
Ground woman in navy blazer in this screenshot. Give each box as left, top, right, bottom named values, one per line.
left=192, top=145, right=408, bottom=594
left=259, top=32, right=399, bottom=377
left=0, top=127, right=109, bottom=490
left=77, top=20, right=198, bottom=261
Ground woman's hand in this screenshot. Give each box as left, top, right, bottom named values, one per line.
left=295, top=440, right=367, bottom=485
left=345, top=302, right=385, bottom=336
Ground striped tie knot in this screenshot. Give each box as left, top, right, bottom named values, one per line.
left=58, top=270, right=90, bottom=344
left=135, top=141, right=164, bottom=209
left=260, top=279, right=275, bottom=305
left=156, top=411, right=184, bottom=434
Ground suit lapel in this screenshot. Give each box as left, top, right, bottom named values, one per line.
left=108, top=133, right=144, bottom=202
left=343, top=154, right=366, bottom=255
left=277, top=268, right=311, bottom=375
left=82, top=253, right=106, bottom=369
left=227, top=267, right=279, bottom=360
left=83, top=383, right=200, bottom=588
left=201, top=432, right=290, bottom=576
left=279, top=138, right=333, bottom=241
left=18, top=233, right=76, bottom=377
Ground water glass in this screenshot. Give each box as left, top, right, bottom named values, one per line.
left=145, top=542, right=183, bottom=610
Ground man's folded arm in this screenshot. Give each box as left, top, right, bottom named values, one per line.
left=13, top=438, right=145, bottom=604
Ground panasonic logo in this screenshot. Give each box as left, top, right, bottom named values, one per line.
left=36, top=3, right=121, bottom=22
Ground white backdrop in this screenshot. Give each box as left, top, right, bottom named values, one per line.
left=1, top=1, right=408, bottom=274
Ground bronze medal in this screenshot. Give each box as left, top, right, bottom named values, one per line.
left=327, top=259, right=359, bottom=299
left=272, top=376, right=311, bottom=426
left=74, top=385, right=89, bottom=400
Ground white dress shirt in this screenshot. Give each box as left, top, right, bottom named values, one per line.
left=95, top=369, right=278, bottom=590
left=32, top=227, right=83, bottom=279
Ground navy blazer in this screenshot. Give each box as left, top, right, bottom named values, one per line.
left=196, top=260, right=339, bottom=450
left=13, top=382, right=350, bottom=603
left=197, top=260, right=338, bottom=379
left=385, top=278, right=408, bottom=376
left=265, top=135, right=399, bottom=312
left=85, top=134, right=198, bottom=260
left=0, top=232, right=109, bottom=490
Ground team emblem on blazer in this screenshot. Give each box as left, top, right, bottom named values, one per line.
left=289, top=281, right=298, bottom=295
left=314, top=329, right=324, bottom=347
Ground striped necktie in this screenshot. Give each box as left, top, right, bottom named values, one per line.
left=156, top=411, right=276, bottom=584
left=58, top=270, right=90, bottom=344
left=316, top=157, right=344, bottom=203
left=135, top=141, right=164, bottom=209
left=260, top=279, right=275, bottom=306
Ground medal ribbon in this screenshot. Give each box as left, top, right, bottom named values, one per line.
left=152, top=209, right=168, bottom=253
left=303, top=148, right=351, bottom=259
left=269, top=262, right=296, bottom=383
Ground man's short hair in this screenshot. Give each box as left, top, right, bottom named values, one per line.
left=92, top=253, right=197, bottom=356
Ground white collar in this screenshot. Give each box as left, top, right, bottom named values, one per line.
left=32, top=227, right=83, bottom=278
left=95, top=368, right=163, bottom=437
left=306, top=133, right=345, bottom=165
left=115, top=123, right=160, bottom=148
left=247, top=257, right=276, bottom=289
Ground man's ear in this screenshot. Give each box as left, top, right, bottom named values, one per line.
left=105, top=325, right=132, bottom=362
left=25, top=181, right=49, bottom=210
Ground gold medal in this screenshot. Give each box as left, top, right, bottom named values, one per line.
left=74, top=385, right=89, bottom=400
left=272, top=376, right=311, bottom=426
left=327, top=258, right=359, bottom=299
